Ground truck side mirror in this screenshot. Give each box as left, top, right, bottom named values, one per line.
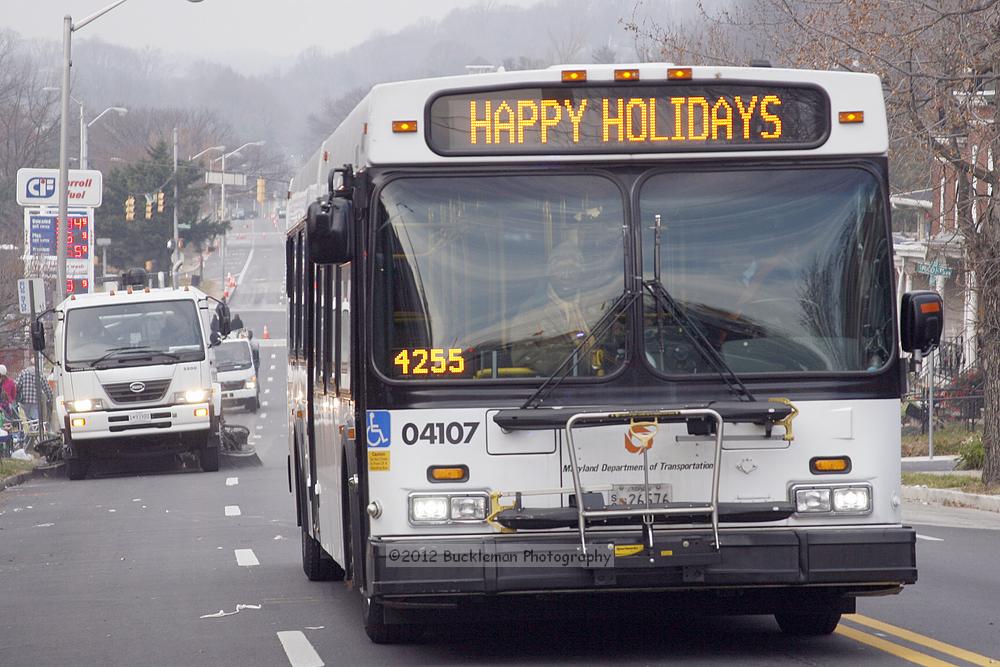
left=30, top=320, right=45, bottom=352
left=307, top=198, right=353, bottom=264
left=216, top=302, right=232, bottom=338
left=900, top=291, right=943, bottom=357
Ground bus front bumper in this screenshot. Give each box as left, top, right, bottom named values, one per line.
left=368, top=526, right=916, bottom=598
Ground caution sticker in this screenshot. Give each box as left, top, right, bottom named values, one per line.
left=614, top=544, right=644, bottom=557
left=368, top=450, right=390, bottom=472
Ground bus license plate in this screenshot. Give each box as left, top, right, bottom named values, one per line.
left=608, top=484, right=671, bottom=505
left=128, top=412, right=151, bottom=424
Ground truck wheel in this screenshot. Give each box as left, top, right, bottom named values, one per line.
left=775, top=611, right=842, bottom=636
left=66, top=457, right=89, bottom=481
left=200, top=442, right=220, bottom=472
left=248, top=397, right=260, bottom=413
left=362, top=595, right=423, bottom=644
left=302, top=528, right=344, bottom=581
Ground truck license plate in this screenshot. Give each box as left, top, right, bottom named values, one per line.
left=128, top=412, right=151, bottom=424
left=608, top=484, right=671, bottom=505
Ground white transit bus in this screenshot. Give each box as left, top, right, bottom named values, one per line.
left=285, top=63, right=944, bottom=643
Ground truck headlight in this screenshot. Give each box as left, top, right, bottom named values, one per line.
left=408, top=492, right=489, bottom=525
left=180, top=388, right=209, bottom=403
left=69, top=398, right=102, bottom=412
left=833, top=487, right=871, bottom=513
left=245, top=377, right=257, bottom=390
left=795, top=488, right=832, bottom=513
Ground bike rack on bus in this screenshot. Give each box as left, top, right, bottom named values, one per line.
left=564, top=408, right=724, bottom=551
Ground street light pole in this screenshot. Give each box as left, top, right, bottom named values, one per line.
left=172, top=127, right=179, bottom=287
left=56, top=0, right=203, bottom=300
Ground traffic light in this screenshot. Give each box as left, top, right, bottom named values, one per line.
left=256, top=178, right=266, bottom=204
left=157, top=191, right=165, bottom=213
left=145, top=199, right=153, bottom=220
left=125, top=196, right=135, bottom=221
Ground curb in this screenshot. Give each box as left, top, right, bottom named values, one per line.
left=0, top=463, right=64, bottom=492
left=903, top=484, right=1000, bottom=513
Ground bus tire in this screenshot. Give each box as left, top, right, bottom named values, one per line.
left=66, top=457, right=89, bottom=481
left=775, top=611, right=842, bottom=636
left=200, top=442, right=220, bottom=472
left=362, top=595, right=422, bottom=644
left=302, top=528, right=344, bottom=581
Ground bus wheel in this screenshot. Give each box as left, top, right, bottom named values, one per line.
left=66, top=456, right=89, bottom=481
left=362, top=595, right=423, bottom=644
left=775, top=611, right=842, bottom=636
left=302, top=529, right=345, bottom=581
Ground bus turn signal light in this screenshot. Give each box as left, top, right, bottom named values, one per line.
left=667, top=67, right=692, bottom=80
left=562, top=70, right=586, bottom=82
left=392, top=120, right=418, bottom=133
left=810, top=457, right=851, bottom=474
left=615, top=68, right=640, bottom=81
left=428, top=465, right=469, bottom=483
left=838, top=111, right=864, bottom=123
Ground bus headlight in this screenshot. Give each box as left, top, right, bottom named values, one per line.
left=792, top=484, right=872, bottom=515
left=795, top=488, right=831, bottom=513
left=833, top=487, right=871, bottom=513
left=408, top=492, right=489, bottom=525
left=410, top=496, right=449, bottom=522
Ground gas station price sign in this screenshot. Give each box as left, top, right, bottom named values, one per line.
left=23, top=207, right=95, bottom=294
left=428, top=83, right=829, bottom=155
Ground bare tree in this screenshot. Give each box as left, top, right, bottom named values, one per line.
left=631, top=0, right=1000, bottom=484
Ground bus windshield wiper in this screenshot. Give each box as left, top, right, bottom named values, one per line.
left=644, top=279, right=755, bottom=402
left=520, top=289, right=639, bottom=410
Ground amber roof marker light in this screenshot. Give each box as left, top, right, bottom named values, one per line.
left=614, top=68, right=640, bottom=81
left=562, top=70, right=587, bottom=82
left=667, top=67, right=693, bottom=80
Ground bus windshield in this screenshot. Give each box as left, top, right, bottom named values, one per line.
left=373, top=174, right=627, bottom=380
left=64, top=300, right=205, bottom=370
left=641, top=167, right=894, bottom=374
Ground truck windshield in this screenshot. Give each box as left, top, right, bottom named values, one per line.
left=373, top=174, right=627, bottom=380
left=215, top=341, right=253, bottom=371
left=640, top=167, right=894, bottom=374
left=65, top=300, right=205, bottom=370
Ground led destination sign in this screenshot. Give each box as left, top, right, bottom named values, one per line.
left=428, top=84, right=829, bottom=155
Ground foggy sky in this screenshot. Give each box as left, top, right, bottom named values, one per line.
left=2, top=0, right=542, bottom=70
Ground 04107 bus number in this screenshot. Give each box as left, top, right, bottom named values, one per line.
left=402, top=421, right=480, bottom=445
left=394, top=348, right=465, bottom=375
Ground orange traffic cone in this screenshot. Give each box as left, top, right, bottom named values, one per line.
left=262, top=325, right=270, bottom=340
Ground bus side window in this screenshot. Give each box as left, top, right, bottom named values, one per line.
left=314, top=264, right=325, bottom=389
left=296, top=231, right=306, bottom=358
left=286, top=237, right=296, bottom=358
left=339, top=263, right=352, bottom=394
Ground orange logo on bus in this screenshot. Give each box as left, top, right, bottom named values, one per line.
left=624, top=422, right=657, bottom=454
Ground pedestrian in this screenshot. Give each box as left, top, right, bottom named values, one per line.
left=0, top=365, right=16, bottom=421
left=15, top=365, right=52, bottom=423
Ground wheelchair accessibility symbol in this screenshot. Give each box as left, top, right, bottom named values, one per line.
left=366, top=410, right=391, bottom=448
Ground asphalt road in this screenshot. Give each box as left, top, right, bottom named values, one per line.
left=1, top=216, right=998, bottom=665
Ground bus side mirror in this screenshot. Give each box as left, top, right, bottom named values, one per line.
left=900, top=291, right=943, bottom=357
left=30, top=320, right=45, bottom=352
left=216, top=302, right=232, bottom=338
left=307, top=198, right=353, bottom=264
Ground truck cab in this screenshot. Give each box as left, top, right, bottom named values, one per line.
left=216, top=333, right=260, bottom=413
left=44, top=271, right=228, bottom=479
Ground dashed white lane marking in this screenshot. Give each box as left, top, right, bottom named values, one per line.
left=264, top=388, right=271, bottom=394
left=276, top=631, right=324, bottom=667
left=270, top=364, right=276, bottom=370
left=916, top=533, right=944, bottom=542
left=260, top=412, right=268, bottom=419
left=256, top=425, right=264, bottom=430
left=271, top=353, right=276, bottom=359
left=234, top=549, right=260, bottom=566
left=262, top=401, right=269, bottom=407
left=226, top=477, right=239, bottom=486
left=267, top=376, right=274, bottom=382
left=225, top=505, right=242, bottom=517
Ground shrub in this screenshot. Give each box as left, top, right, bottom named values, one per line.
left=956, top=433, right=985, bottom=470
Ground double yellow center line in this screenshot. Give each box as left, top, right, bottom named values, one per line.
left=837, top=614, right=999, bottom=666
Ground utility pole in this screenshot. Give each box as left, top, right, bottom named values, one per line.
left=173, top=127, right=180, bottom=287
left=57, top=15, right=72, bottom=300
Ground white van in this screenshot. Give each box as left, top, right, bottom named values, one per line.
left=217, top=336, right=260, bottom=412
left=34, top=271, right=231, bottom=480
